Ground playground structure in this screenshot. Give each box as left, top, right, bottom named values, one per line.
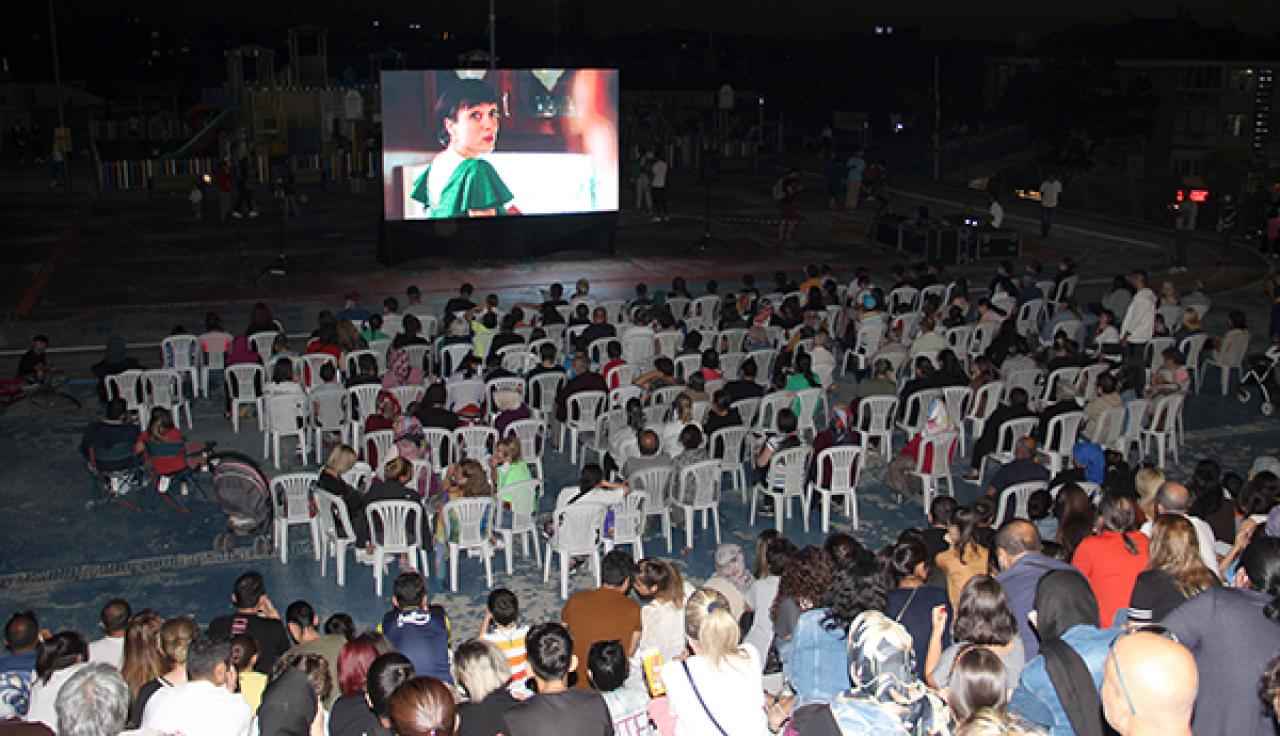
left=94, top=26, right=380, bottom=193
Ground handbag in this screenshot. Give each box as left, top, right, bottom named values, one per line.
left=681, top=660, right=729, bottom=736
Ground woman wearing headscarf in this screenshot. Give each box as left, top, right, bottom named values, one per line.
left=1009, top=569, right=1118, bottom=736
left=884, top=397, right=954, bottom=497
left=93, top=335, right=143, bottom=401
left=702, top=544, right=754, bottom=623
left=782, top=610, right=950, bottom=735
left=381, top=347, right=424, bottom=389
left=810, top=404, right=860, bottom=486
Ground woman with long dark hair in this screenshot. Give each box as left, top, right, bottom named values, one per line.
left=1054, top=483, right=1097, bottom=561
left=881, top=534, right=951, bottom=679
left=770, top=545, right=835, bottom=666
left=1072, top=494, right=1149, bottom=626
left=1010, top=569, right=1117, bottom=736
left=934, top=506, right=991, bottom=609
left=926, top=575, right=1023, bottom=691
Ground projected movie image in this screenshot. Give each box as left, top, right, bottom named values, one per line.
left=381, top=69, right=619, bottom=221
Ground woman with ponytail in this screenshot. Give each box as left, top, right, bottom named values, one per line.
left=1071, top=494, right=1149, bottom=627
left=1165, top=534, right=1280, bottom=736
left=660, top=588, right=768, bottom=735
left=882, top=534, right=951, bottom=679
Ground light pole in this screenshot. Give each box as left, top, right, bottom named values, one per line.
left=48, top=0, right=71, bottom=198
left=488, top=0, right=497, bottom=71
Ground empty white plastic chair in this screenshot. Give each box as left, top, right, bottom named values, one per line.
left=364, top=429, right=397, bottom=470
left=1180, top=333, right=1210, bottom=392
left=732, top=397, right=761, bottom=428
left=439, top=343, right=473, bottom=376
left=365, top=500, right=428, bottom=597
left=962, top=381, right=1004, bottom=457
left=808, top=445, right=862, bottom=533
left=314, top=489, right=356, bottom=586
left=856, top=395, right=898, bottom=458
left=709, top=426, right=751, bottom=501
left=672, top=460, right=723, bottom=550
left=544, top=503, right=606, bottom=600
left=263, top=393, right=309, bottom=469
left=248, top=332, right=280, bottom=361
left=270, top=472, right=319, bottom=564
left=562, top=390, right=606, bottom=465
left=453, top=426, right=499, bottom=464
left=442, top=497, right=495, bottom=592
left=347, top=384, right=382, bottom=448
left=527, top=372, right=566, bottom=419
left=225, top=365, right=265, bottom=432
left=1109, top=399, right=1150, bottom=463
left=1141, top=394, right=1184, bottom=469
left=310, top=387, right=350, bottom=459
left=161, top=335, right=202, bottom=397
left=1040, top=411, right=1085, bottom=475
left=629, top=466, right=674, bottom=554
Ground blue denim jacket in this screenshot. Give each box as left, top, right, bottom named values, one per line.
left=1009, top=624, right=1119, bottom=735
left=786, top=608, right=851, bottom=706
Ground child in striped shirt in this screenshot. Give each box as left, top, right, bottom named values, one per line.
left=480, top=588, right=530, bottom=695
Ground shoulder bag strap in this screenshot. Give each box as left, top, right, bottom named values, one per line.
left=894, top=587, right=920, bottom=624
left=680, top=660, right=730, bottom=736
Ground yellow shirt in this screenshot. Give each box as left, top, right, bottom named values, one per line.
left=238, top=671, right=268, bottom=712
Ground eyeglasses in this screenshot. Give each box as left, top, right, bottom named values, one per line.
left=1108, top=624, right=1178, bottom=715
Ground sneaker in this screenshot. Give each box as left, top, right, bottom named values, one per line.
left=231, top=211, right=243, bottom=219
left=249, top=210, right=260, bottom=218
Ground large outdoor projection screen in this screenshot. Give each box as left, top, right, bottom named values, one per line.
left=381, top=69, right=619, bottom=221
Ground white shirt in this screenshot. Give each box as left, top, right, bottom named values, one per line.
left=1040, top=179, right=1063, bottom=208
left=25, top=662, right=88, bottom=730
left=141, top=680, right=253, bottom=736
left=743, top=576, right=781, bottom=668
left=1141, top=514, right=1221, bottom=580
left=650, top=160, right=668, bottom=188
left=989, top=201, right=1005, bottom=228
left=638, top=584, right=697, bottom=663
left=89, top=636, right=125, bottom=669
left=1121, top=288, right=1157, bottom=343
left=663, top=644, right=768, bottom=736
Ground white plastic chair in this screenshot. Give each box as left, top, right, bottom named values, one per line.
left=453, top=426, right=499, bottom=464
left=808, top=445, right=862, bottom=533
left=345, top=349, right=384, bottom=377
left=447, top=378, right=484, bottom=412
left=688, top=295, right=721, bottom=331
left=1109, top=399, right=1150, bottom=463
left=269, top=473, right=319, bottom=564
left=225, top=365, right=265, bottom=432
left=364, top=429, right=396, bottom=469
left=1076, top=364, right=1110, bottom=402
left=751, top=446, right=812, bottom=533
left=1040, top=411, right=1085, bottom=475
left=310, top=387, right=350, bottom=459
left=606, top=492, right=648, bottom=559
left=143, top=369, right=193, bottom=429
left=1201, top=331, right=1249, bottom=395
left=995, top=481, right=1049, bottom=525
left=342, top=461, right=373, bottom=494
left=856, top=395, right=899, bottom=458
left=794, top=388, right=826, bottom=439
left=1054, top=276, right=1079, bottom=303
left=709, top=426, right=751, bottom=501
left=888, top=286, right=920, bottom=314
left=732, top=397, right=761, bottom=428
left=503, top=418, right=547, bottom=480
left=442, top=497, right=495, bottom=592
left=161, top=335, right=202, bottom=397
left=978, top=417, right=1040, bottom=488
left=648, top=385, right=685, bottom=407
left=654, top=331, right=680, bottom=359
left=298, top=354, right=339, bottom=389
left=439, top=343, right=473, bottom=376
left=674, top=355, right=702, bottom=383
left=907, top=431, right=960, bottom=518
left=421, top=427, right=453, bottom=478
left=198, top=332, right=231, bottom=398
left=248, top=332, right=280, bottom=360
left=1094, top=404, right=1126, bottom=447
left=1145, top=337, right=1176, bottom=374
left=494, top=479, right=542, bottom=572
left=629, top=466, right=674, bottom=554
left=544, top=503, right=606, bottom=600
left=841, top=324, right=885, bottom=375
left=755, top=392, right=796, bottom=435
left=967, top=322, right=998, bottom=363
left=562, top=390, right=606, bottom=465
left=609, top=384, right=644, bottom=410
left=1040, top=367, right=1081, bottom=409
left=527, top=372, right=566, bottom=418
left=1003, top=369, right=1042, bottom=402
left=1180, top=334, right=1210, bottom=392
left=347, top=384, right=382, bottom=447
left=962, top=381, right=1004, bottom=457
left=1141, top=394, right=1184, bottom=469
left=1015, top=299, right=1047, bottom=338
left=365, top=500, right=428, bottom=597
left=944, top=325, right=975, bottom=361
left=314, top=489, right=356, bottom=586
left=263, top=393, right=309, bottom=469
left=402, top=344, right=432, bottom=375
left=673, top=460, right=723, bottom=550
left=897, top=389, right=942, bottom=437
left=104, top=369, right=146, bottom=422
left=388, top=385, right=424, bottom=412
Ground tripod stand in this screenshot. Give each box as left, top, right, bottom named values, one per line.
left=680, top=175, right=732, bottom=253
left=254, top=188, right=308, bottom=279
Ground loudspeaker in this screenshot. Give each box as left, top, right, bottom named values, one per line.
left=975, top=230, right=1021, bottom=258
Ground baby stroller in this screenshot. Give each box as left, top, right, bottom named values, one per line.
left=1237, top=345, right=1280, bottom=417
left=209, top=449, right=274, bottom=553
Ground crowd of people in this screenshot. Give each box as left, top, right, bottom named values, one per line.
left=19, top=259, right=1280, bottom=735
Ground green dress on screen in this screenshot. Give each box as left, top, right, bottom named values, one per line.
left=409, top=157, right=514, bottom=218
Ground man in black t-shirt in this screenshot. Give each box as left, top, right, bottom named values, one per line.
left=724, top=358, right=766, bottom=403
left=80, top=399, right=142, bottom=471
left=206, top=571, right=290, bottom=674
left=503, top=623, right=612, bottom=736
left=443, top=283, right=476, bottom=319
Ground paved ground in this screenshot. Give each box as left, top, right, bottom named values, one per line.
left=1, top=154, right=1277, bottom=639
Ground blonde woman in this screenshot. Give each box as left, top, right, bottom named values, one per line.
left=453, top=639, right=517, bottom=730
left=1128, top=514, right=1220, bottom=623
left=658, top=588, right=767, bottom=735
left=633, top=559, right=696, bottom=663
left=661, top=394, right=695, bottom=459
left=1133, top=467, right=1165, bottom=525
left=130, top=617, right=198, bottom=725
left=317, top=444, right=363, bottom=536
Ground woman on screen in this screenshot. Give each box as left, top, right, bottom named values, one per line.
left=409, top=78, right=520, bottom=218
